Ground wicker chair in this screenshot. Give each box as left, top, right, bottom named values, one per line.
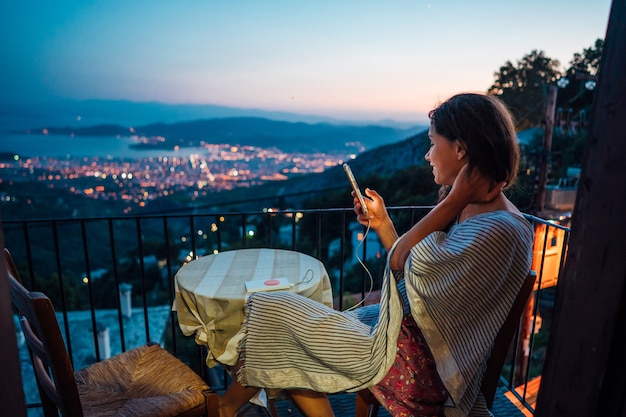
left=5, top=248, right=219, bottom=417
left=355, top=270, right=537, bottom=417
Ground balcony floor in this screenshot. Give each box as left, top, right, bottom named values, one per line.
left=231, top=387, right=527, bottom=417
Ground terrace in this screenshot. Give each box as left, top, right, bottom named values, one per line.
left=2, top=207, right=569, bottom=417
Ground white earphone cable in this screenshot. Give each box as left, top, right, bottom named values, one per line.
left=343, top=220, right=374, bottom=311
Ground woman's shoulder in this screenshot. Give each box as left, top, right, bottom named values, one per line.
left=453, top=210, right=534, bottom=241
left=461, top=209, right=530, bottom=227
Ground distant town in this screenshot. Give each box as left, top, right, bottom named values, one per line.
left=0, top=142, right=356, bottom=214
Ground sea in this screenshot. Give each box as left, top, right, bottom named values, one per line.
left=0, top=113, right=207, bottom=159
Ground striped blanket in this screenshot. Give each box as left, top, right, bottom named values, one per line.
left=238, top=211, right=533, bottom=417
left=238, top=261, right=404, bottom=393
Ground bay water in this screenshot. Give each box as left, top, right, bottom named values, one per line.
left=1, top=115, right=211, bottom=159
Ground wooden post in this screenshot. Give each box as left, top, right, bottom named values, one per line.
left=534, top=0, right=626, bottom=415
left=514, top=295, right=535, bottom=386
left=535, top=85, right=558, bottom=215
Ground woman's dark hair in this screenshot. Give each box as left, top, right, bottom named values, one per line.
left=428, top=93, right=520, bottom=194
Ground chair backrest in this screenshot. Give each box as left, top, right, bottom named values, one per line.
left=5, top=248, right=84, bottom=417
left=4, top=248, right=21, bottom=284
left=481, top=270, right=537, bottom=409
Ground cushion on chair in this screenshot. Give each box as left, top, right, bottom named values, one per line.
left=74, top=343, right=210, bottom=417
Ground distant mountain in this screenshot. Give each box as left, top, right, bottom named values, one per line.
left=1, top=98, right=423, bottom=130
left=16, top=116, right=427, bottom=154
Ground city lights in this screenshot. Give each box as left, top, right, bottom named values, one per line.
left=1, top=142, right=351, bottom=216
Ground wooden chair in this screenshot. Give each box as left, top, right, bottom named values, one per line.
left=355, top=270, right=537, bottom=417
left=5, top=248, right=220, bottom=417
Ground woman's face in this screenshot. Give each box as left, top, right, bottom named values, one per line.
left=425, top=125, right=466, bottom=185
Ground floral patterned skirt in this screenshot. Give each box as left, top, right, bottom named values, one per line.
left=370, top=314, right=449, bottom=417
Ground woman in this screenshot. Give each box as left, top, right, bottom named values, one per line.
left=220, top=93, right=534, bottom=417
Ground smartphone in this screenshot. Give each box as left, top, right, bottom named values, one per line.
left=343, top=163, right=369, bottom=215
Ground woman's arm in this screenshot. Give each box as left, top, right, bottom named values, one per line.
left=352, top=185, right=459, bottom=260
left=388, top=165, right=505, bottom=270
left=388, top=197, right=463, bottom=270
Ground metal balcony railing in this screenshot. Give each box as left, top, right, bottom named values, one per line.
left=3, top=208, right=570, bottom=416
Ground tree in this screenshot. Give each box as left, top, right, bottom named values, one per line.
left=488, top=42, right=603, bottom=215
left=555, top=39, right=604, bottom=129
left=488, top=42, right=604, bottom=132
left=568, top=38, right=603, bottom=77
left=488, top=50, right=562, bottom=130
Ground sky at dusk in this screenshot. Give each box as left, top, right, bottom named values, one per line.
left=1, top=0, right=613, bottom=123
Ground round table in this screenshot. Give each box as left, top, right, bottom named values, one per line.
left=174, top=248, right=333, bottom=367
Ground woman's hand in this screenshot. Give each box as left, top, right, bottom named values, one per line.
left=352, top=188, right=399, bottom=252
left=447, top=164, right=506, bottom=207
left=352, top=188, right=384, bottom=226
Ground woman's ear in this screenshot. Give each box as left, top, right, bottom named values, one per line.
left=455, top=141, right=466, bottom=161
